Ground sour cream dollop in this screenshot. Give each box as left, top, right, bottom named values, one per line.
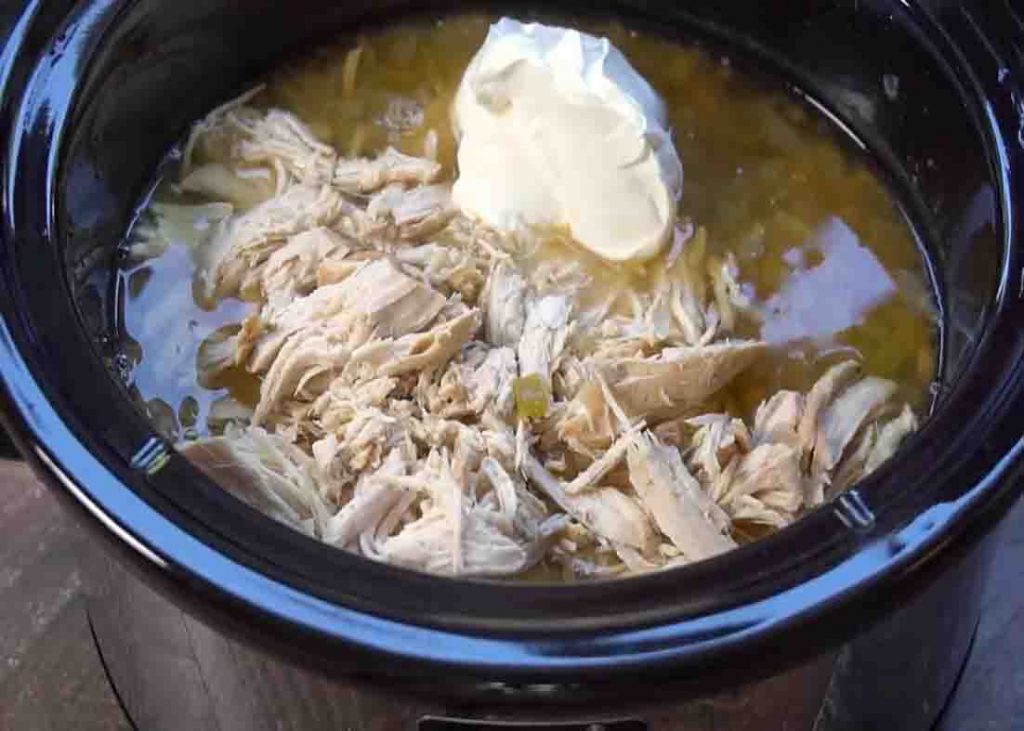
left=451, top=18, right=684, bottom=262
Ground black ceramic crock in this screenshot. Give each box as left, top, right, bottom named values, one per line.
left=2, top=0, right=1024, bottom=728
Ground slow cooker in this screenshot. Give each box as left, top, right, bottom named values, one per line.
left=2, top=0, right=1024, bottom=728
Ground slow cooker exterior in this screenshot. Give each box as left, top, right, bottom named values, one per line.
left=2, top=0, right=1024, bottom=728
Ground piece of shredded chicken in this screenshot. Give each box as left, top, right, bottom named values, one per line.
left=142, top=103, right=922, bottom=579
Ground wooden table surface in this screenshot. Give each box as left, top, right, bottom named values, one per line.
left=0, top=456, right=1020, bottom=730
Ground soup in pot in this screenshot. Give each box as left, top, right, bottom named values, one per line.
left=118, top=14, right=937, bottom=579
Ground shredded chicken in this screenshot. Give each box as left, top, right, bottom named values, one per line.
left=333, top=147, right=442, bottom=193
left=202, top=184, right=347, bottom=302
left=865, top=404, right=918, bottom=473
left=752, top=391, right=804, bottom=448
left=159, top=104, right=922, bottom=578
left=260, top=227, right=351, bottom=309
left=593, top=340, right=765, bottom=420
left=812, top=376, right=898, bottom=474
left=182, top=425, right=332, bottom=534
left=483, top=260, right=527, bottom=346
left=627, top=431, right=735, bottom=560
left=678, top=362, right=911, bottom=528
left=522, top=452, right=657, bottom=554
left=518, top=294, right=572, bottom=380
left=366, top=183, right=454, bottom=241
left=687, top=413, right=751, bottom=486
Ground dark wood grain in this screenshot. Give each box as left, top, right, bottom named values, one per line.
left=0, top=597, right=129, bottom=731
left=0, top=459, right=129, bottom=731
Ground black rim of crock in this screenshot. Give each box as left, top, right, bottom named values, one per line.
left=1, top=0, right=1024, bottom=682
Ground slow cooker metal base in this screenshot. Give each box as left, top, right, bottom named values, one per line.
left=81, top=520, right=1000, bottom=731
left=82, top=540, right=831, bottom=730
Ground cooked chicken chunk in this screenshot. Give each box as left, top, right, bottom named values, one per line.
left=518, top=294, right=572, bottom=380
left=196, top=324, right=245, bottom=388
left=179, top=163, right=276, bottom=211
left=716, top=443, right=805, bottom=527
left=424, top=345, right=518, bottom=418
left=376, top=449, right=550, bottom=576
left=522, top=453, right=656, bottom=554
left=366, top=183, right=454, bottom=240
left=312, top=376, right=399, bottom=434
left=248, top=259, right=447, bottom=372
left=564, top=428, right=639, bottom=494
left=627, top=431, right=736, bottom=560
left=829, top=423, right=879, bottom=498
left=753, top=391, right=805, bottom=448
left=322, top=448, right=411, bottom=547
left=811, top=376, right=897, bottom=474
left=798, top=360, right=861, bottom=458
left=245, top=260, right=450, bottom=422
left=260, top=227, right=351, bottom=309
left=688, top=413, right=750, bottom=485
left=480, top=456, right=550, bottom=539
left=181, top=426, right=331, bottom=534
left=253, top=330, right=350, bottom=424
left=202, top=184, right=346, bottom=301
left=484, top=260, right=527, bottom=346
left=333, top=146, right=442, bottom=192
left=594, top=340, right=764, bottom=420
left=204, top=107, right=336, bottom=186
left=865, top=404, right=917, bottom=473
left=188, top=105, right=441, bottom=194
left=381, top=505, right=537, bottom=576
left=343, top=308, right=481, bottom=380
left=555, top=381, right=618, bottom=456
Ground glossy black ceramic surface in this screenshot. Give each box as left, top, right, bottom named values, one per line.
left=1, top=0, right=1023, bottom=715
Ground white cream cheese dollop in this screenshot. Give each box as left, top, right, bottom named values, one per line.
left=451, top=18, right=684, bottom=262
